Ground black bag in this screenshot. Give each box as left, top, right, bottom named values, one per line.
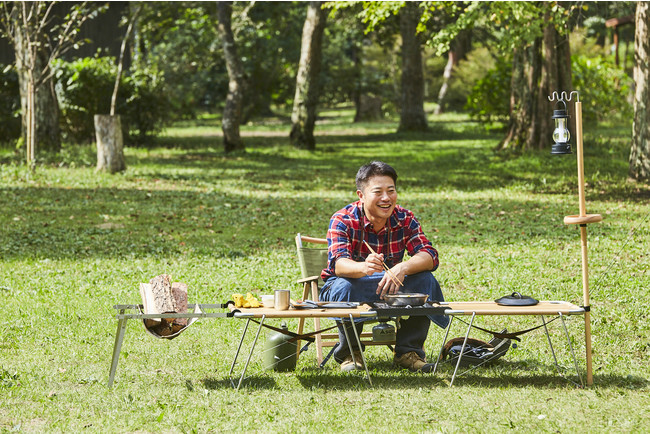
left=440, top=331, right=511, bottom=367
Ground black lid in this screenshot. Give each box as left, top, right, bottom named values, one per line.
left=551, top=109, right=569, bottom=119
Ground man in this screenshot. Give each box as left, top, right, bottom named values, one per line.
left=320, top=161, right=448, bottom=372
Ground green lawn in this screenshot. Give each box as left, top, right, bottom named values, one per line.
left=1, top=111, right=648, bottom=432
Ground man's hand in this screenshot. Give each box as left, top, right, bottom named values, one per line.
left=363, top=252, right=385, bottom=276
left=376, top=264, right=406, bottom=298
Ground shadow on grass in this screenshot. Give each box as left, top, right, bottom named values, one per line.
left=200, top=375, right=278, bottom=390
left=202, top=360, right=649, bottom=391
left=1, top=181, right=643, bottom=261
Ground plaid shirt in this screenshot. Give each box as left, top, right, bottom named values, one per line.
left=321, top=200, right=438, bottom=281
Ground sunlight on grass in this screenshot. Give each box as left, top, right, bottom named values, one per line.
left=1, top=111, right=648, bottom=432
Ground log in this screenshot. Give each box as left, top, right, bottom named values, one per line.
left=149, top=274, right=176, bottom=315
left=95, top=114, right=126, bottom=173
left=139, top=275, right=190, bottom=337
left=171, top=282, right=188, bottom=327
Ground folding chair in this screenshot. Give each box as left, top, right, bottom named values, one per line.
left=295, top=233, right=395, bottom=367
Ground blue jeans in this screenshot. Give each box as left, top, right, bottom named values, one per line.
left=320, top=272, right=449, bottom=361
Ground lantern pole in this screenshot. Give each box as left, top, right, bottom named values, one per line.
left=549, top=91, right=602, bottom=387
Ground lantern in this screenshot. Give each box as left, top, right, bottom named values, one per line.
left=551, top=101, right=572, bottom=155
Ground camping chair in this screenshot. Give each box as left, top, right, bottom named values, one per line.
left=295, top=233, right=396, bottom=367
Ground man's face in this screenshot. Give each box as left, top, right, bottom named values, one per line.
left=357, top=175, right=397, bottom=224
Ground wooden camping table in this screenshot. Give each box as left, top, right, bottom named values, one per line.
left=432, top=301, right=587, bottom=386
left=228, top=303, right=379, bottom=390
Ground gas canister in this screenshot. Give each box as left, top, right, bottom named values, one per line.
left=262, top=322, right=297, bottom=371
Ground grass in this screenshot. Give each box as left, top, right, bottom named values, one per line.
left=1, top=108, right=649, bottom=432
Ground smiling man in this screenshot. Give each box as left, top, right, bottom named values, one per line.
left=320, top=161, right=448, bottom=372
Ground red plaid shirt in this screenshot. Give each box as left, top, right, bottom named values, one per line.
left=321, top=200, right=439, bottom=281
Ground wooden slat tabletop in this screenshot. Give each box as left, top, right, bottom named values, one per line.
left=442, top=300, right=585, bottom=316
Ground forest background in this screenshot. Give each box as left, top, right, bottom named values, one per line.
left=0, top=1, right=649, bottom=432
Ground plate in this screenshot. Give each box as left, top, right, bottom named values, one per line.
left=291, top=301, right=359, bottom=309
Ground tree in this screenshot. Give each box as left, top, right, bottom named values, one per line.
left=290, top=1, right=327, bottom=150
left=630, top=1, right=650, bottom=180
left=0, top=1, right=97, bottom=165
left=434, top=28, right=471, bottom=115
left=216, top=1, right=245, bottom=152
left=95, top=5, right=141, bottom=173
left=398, top=1, right=427, bottom=132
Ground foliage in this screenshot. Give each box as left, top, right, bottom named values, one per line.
left=134, top=2, right=307, bottom=120
left=465, top=52, right=511, bottom=123
left=429, top=2, right=573, bottom=55
left=0, top=1, right=105, bottom=159
left=235, top=2, right=305, bottom=116
left=571, top=55, right=634, bottom=125
left=0, top=65, right=21, bottom=143
left=55, top=56, right=124, bottom=143
left=135, top=3, right=226, bottom=118
left=54, top=56, right=172, bottom=144
left=0, top=111, right=648, bottom=431
left=464, top=47, right=634, bottom=127
left=122, top=65, right=171, bottom=143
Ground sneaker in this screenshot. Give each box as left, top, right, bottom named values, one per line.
left=340, top=351, right=365, bottom=372
left=394, top=351, right=435, bottom=373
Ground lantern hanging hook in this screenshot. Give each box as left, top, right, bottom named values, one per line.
left=548, top=91, right=580, bottom=103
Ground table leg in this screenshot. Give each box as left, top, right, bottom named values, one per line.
left=349, top=314, right=372, bottom=386
left=236, top=315, right=265, bottom=391
left=229, top=318, right=251, bottom=385
left=340, top=317, right=372, bottom=386
left=450, top=312, right=475, bottom=387
left=560, top=313, right=584, bottom=387
left=541, top=315, right=561, bottom=374
left=432, top=315, right=454, bottom=376
left=108, top=313, right=128, bottom=388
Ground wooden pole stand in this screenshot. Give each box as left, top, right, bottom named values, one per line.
left=564, top=99, right=602, bottom=387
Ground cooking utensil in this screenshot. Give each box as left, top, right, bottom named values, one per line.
left=383, top=293, right=428, bottom=307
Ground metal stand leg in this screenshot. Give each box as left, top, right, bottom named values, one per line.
left=108, top=313, right=128, bottom=388
left=432, top=316, right=454, bottom=375
left=235, top=315, right=266, bottom=391
left=541, top=315, right=561, bottom=374
left=450, top=312, right=475, bottom=387
left=341, top=317, right=372, bottom=386
left=560, top=313, right=584, bottom=387
left=229, top=318, right=252, bottom=384
left=350, top=314, right=372, bottom=386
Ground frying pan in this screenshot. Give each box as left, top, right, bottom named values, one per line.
left=383, top=293, right=428, bottom=307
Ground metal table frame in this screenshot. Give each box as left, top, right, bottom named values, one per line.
left=431, top=301, right=587, bottom=387
left=228, top=306, right=378, bottom=390
left=108, top=304, right=231, bottom=388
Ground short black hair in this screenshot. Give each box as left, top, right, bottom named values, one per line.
left=355, top=161, right=398, bottom=191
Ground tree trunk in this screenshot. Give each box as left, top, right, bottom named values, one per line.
left=95, top=115, right=126, bottom=173
left=630, top=1, right=650, bottom=180
left=216, top=2, right=245, bottom=153
left=290, top=1, right=327, bottom=150
left=435, top=29, right=472, bottom=115
left=14, top=18, right=61, bottom=155
left=500, top=7, right=571, bottom=151
left=398, top=2, right=427, bottom=132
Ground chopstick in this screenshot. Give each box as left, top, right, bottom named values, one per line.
left=363, top=240, right=404, bottom=287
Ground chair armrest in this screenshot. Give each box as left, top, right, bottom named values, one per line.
left=297, top=276, right=320, bottom=284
